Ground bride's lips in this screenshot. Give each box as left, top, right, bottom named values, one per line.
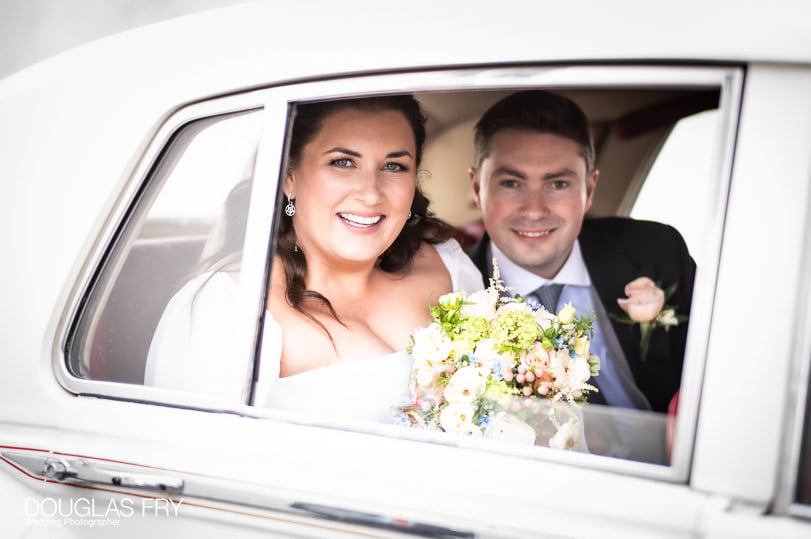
left=337, top=212, right=386, bottom=230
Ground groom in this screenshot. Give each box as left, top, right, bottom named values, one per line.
left=466, top=90, right=695, bottom=413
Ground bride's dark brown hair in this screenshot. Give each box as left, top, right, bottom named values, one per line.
left=276, top=95, right=455, bottom=333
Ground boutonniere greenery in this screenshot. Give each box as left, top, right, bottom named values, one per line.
left=610, top=277, right=687, bottom=362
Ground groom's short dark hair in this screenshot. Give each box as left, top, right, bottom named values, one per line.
left=474, top=90, right=595, bottom=172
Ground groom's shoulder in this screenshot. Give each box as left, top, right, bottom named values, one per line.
left=581, top=216, right=686, bottom=248
left=465, top=234, right=490, bottom=262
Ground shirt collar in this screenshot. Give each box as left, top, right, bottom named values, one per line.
left=489, top=239, right=591, bottom=296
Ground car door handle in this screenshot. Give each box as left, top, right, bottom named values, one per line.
left=290, top=502, right=474, bottom=537
left=2, top=451, right=184, bottom=495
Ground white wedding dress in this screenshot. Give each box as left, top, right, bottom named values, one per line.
left=145, top=239, right=483, bottom=423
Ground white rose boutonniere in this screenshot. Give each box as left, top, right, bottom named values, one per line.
left=613, top=277, right=687, bottom=362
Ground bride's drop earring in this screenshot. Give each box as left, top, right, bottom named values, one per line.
left=284, top=194, right=296, bottom=217
left=407, top=210, right=412, bottom=220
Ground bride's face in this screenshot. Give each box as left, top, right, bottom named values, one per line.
left=285, top=108, right=417, bottom=268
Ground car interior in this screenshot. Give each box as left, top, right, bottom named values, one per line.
left=69, top=86, right=720, bottom=391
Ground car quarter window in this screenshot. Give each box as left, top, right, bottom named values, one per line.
left=791, top=283, right=811, bottom=518
left=796, top=369, right=811, bottom=515
left=66, top=108, right=263, bottom=392
left=60, top=66, right=741, bottom=478
left=630, top=108, right=720, bottom=270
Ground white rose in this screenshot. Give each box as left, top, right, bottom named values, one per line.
left=443, top=366, right=486, bottom=404
left=483, top=412, right=536, bottom=445
left=549, top=418, right=580, bottom=451
left=460, top=288, right=498, bottom=320
left=548, top=348, right=570, bottom=381
left=566, top=356, right=592, bottom=387
left=533, top=308, right=556, bottom=331
left=439, top=403, right=481, bottom=435
left=411, top=323, right=453, bottom=365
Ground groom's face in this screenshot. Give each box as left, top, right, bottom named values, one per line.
left=470, top=129, right=598, bottom=279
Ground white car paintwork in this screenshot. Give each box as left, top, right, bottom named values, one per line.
left=2, top=1, right=811, bottom=537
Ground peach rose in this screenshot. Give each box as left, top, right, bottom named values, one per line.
left=521, top=342, right=551, bottom=372
left=617, top=277, right=665, bottom=323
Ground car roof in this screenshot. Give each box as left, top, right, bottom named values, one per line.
left=2, top=0, right=811, bottom=99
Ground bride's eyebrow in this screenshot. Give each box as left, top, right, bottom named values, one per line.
left=323, top=147, right=360, bottom=157
left=323, top=147, right=414, bottom=160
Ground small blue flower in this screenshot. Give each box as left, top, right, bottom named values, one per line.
left=394, top=410, right=412, bottom=427
left=490, top=359, right=504, bottom=380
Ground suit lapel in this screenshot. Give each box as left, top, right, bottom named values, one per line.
left=579, top=220, right=642, bottom=366
left=467, top=235, right=492, bottom=288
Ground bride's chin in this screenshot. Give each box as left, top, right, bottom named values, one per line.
left=328, top=245, right=389, bottom=265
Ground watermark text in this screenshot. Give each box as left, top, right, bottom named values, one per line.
left=24, top=496, right=183, bottom=528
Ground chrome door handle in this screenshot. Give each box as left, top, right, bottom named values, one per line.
left=2, top=451, right=184, bottom=495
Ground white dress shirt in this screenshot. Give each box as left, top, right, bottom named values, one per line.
left=489, top=240, right=591, bottom=296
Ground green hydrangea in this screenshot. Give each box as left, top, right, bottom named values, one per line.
left=453, top=315, right=490, bottom=344
left=490, top=311, right=542, bottom=354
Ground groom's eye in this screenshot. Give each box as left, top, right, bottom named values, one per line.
left=499, top=179, right=520, bottom=189
left=550, top=180, right=570, bottom=190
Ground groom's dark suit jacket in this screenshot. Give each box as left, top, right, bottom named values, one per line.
left=467, top=217, right=696, bottom=413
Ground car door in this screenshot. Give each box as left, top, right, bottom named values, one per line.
left=6, top=63, right=811, bottom=538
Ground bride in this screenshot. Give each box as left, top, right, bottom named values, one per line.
left=146, top=95, right=483, bottom=422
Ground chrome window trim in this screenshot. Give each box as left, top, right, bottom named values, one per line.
left=54, top=64, right=743, bottom=483
left=668, top=67, right=745, bottom=482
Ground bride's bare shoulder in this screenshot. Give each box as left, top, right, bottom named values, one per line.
left=409, top=241, right=444, bottom=272
left=400, top=241, right=452, bottom=298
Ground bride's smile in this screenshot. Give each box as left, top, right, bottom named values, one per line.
left=337, top=211, right=385, bottom=230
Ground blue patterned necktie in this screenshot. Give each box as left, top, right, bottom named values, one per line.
left=526, top=283, right=564, bottom=312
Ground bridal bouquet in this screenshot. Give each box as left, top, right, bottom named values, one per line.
left=400, top=266, right=601, bottom=449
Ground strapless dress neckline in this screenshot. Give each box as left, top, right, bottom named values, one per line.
left=262, top=351, right=414, bottom=424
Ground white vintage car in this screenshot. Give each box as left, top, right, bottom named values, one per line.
left=2, top=1, right=811, bottom=537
